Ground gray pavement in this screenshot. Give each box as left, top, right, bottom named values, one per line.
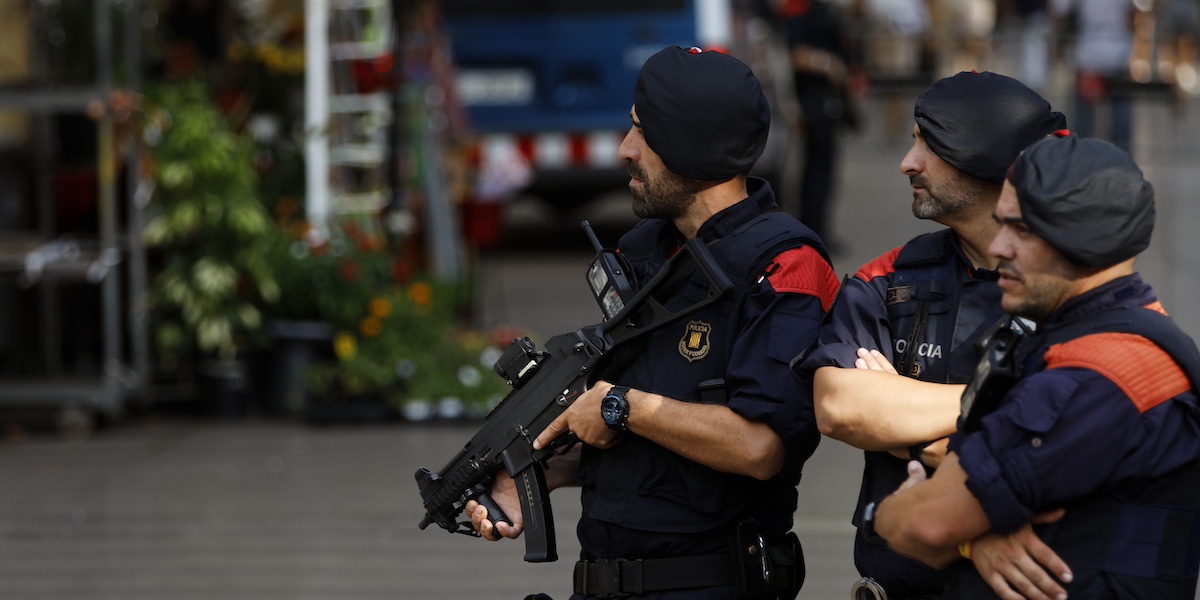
left=2, top=92, right=1200, bottom=600
left=0, top=420, right=861, bottom=600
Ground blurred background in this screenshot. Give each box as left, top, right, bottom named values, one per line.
left=0, top=0, right=1198, bottom=598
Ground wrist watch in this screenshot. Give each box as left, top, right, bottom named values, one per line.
left=600, top=385, right=631, bottom=432
left=860, top=501, right=885, bottom=545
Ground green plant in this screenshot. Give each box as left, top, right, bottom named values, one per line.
left=305, top=273, right=512, bottom=412
left=260, top=220, right=395, bottom=324
left=258, top=216, right=512, bottom=412
left=143, top=80, right=279, bottom=361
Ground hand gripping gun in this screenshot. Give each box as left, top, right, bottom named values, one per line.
left=415, top=236, right=734, bottom=562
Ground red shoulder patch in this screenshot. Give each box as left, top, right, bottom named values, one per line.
left=854, top=247, right=903, bottom=283
left=1145, top=300, right=1168, bottom=315
left=1045, top=332, right=1191, bottom=414
left=767, top=246, right=840, bottom=312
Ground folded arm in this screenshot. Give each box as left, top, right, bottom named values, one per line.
left=813, top=363, right=964, bottom=451
left=874, top=453, right=989, bottom=567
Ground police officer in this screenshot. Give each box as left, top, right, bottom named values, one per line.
left=794, top=72, right=1065, bottom=599
left=871, top=134, right=1200, bottom=599
left=467, top=46, right=840, bottom=599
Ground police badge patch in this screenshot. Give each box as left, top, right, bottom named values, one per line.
left=679, top=320, right=711, bottom=362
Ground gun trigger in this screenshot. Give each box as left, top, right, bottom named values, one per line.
left=550, top=432, right=579, bottom=455
left=456, top=520, right=483, bottom=538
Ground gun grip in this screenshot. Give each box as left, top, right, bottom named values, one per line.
left=515, top=462, right=558, bottom=562
left=475, top=490, right=513, bottom=539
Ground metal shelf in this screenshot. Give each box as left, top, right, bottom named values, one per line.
left=0, top=0, right=146, bottom=426
left=0, top=377, right=126, bottom=419
left=0, top=87, right=103, bottom=112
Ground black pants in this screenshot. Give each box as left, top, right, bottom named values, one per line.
left=793, top=81, right=842, bottom=241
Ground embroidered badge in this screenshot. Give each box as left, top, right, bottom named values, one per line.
left=679, top=320, right=712, bottom=363
left=886, top=285, right=913, bottom=305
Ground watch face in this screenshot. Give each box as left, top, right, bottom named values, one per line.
left=601, top=397, right=620, bottom=424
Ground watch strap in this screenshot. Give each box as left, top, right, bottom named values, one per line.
left=602, top=385, right=630, bottom=432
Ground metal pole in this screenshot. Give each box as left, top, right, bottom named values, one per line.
left=124, top=0, right=150, bottom=401
left=416, top=85, right=462, bottom=281
left=96, top=0, right=123, bottom=413
left=305, top=0, right=331, bottom=241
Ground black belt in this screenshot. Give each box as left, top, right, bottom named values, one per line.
left=573, top=554, right=732, bottom=598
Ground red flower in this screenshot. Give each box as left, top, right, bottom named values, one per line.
left=391, top=257, right=411, bottom=283
left=339, top=260, right=359, bottom=281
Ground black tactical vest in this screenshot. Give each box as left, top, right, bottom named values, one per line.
left=858, top=230, right=1005, bottom=519
left=577, top=211, right=828, bottom=535
left=853, top=230, right=1005, bottom=597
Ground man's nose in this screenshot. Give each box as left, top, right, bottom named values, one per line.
left=899, top=149, right=922, bottom=176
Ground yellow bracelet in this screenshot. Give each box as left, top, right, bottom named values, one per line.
left=957, top=541, right=973, bottom=560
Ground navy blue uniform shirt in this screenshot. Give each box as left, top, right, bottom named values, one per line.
left=796, top=229, right=1002, bottom=597
left=946, top=274, right=1200, bottom=599
left=576, top=179, right=838, bottom=570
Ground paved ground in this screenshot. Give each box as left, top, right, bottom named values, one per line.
left=2, top=91, right=1200, bottom=600
left=0, top=420, right=861, bottom=600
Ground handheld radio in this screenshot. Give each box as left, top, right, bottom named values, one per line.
left=583, top=220, right=636, bottom=320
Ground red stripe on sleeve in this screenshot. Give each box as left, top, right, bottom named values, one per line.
left=854, top=247, right=903, bottom=283
left=768, top=246, right=840, bottom=312
left=1045, top=332, right=1191, bottom=414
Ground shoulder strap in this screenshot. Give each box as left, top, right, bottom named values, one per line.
left=703, top=211, right=832, bottom=403
left=712, top=211, right=831, bottom=284
left=894, top=228, right=956, bottom=269
left=1041, top=306, right=1200, bottom=394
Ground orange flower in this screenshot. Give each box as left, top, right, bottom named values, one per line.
left=359, top=316, right=383, bottom=338
left=274, top=196, right=298, bottom=221
left=407, top=282, right=433, bottom=306
left=368, top=297, right=391, bottom=318
left=333, top=331, right=357, bottom=361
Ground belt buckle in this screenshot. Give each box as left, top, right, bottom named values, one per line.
left=593, top=558, right=628, bottom=599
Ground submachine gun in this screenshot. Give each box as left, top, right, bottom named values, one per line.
left=415, top=228, right=734, bottom=563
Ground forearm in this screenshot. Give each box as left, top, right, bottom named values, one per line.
left=626, top=388, right=784, bottom=481
left=813, top=367, right=963, bottom=450
left=875, top=454, right=990, bottom=566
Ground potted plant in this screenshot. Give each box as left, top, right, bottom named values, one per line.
left=303, top=273, right=514, bottom=422
left=257, top=218, right=398, bottom=418
left=142, top=80, right=279, bottom=415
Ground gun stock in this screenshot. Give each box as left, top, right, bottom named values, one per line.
left=415, top=238, right=733, bottom=562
